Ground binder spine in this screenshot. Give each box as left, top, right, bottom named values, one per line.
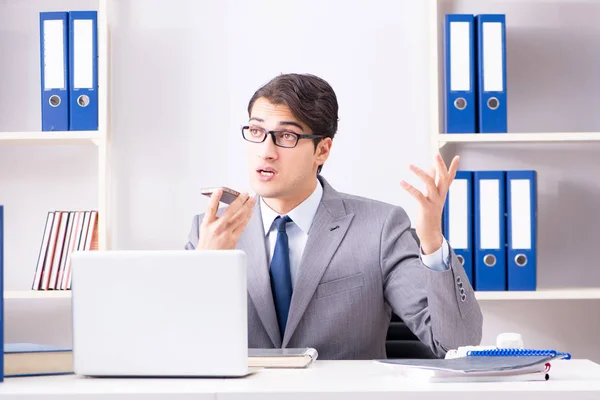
left=467, top=348, right=571, bottom=359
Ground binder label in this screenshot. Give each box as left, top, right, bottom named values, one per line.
left=450, top=22, right=471, bottom=91
left=479, top=179, right=500, bottom=249
left=73, top=19, right=94, bottom=89
left=42, top=20, right=66, bottom=90
left=510, top=179, right=532, bottom=249
left=448, top=179, right=469, bottom=249
left=482, top=22, right=504, bottom=92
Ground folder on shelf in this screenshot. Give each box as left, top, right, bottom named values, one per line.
left=443, top=170, right=474, bottom=286
left=476, top=14, right=507, bottom=133
left=506, top=170, right=537, bottom=291
left=69, top=11, right=98, bottom=131
left=40, top=12, right=70, bottom=131
left=443, top=14, right=476, bottom=133
left=474, top=171, right=506, bottom=291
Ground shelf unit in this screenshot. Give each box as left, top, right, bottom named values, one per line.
left=0, top=131, right=102, bottom=146
left=1, top=0, right=111, bottom=297
left=475, top=288, right=600, bottom=301
left=427, top=1, right=600, bottom=301
left=438, top=132, right=600, bottom=147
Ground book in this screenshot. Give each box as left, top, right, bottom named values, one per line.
left=32, top=210, right=98, bottom=291
left=248, top=348, right=318, bottom=368
left=5, top=343, right=72, bottom=377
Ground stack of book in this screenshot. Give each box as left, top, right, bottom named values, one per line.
left=379, top=348, right=571, bottom=382
left=32, top=210, right=98, bottom=290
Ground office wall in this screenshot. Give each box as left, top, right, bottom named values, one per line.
left=1, top=0, right=599, bottom=361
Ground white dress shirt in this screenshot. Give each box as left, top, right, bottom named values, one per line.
left=261, top=180, right=449, bottom=289
left=261, top=181, right=324, bottom=289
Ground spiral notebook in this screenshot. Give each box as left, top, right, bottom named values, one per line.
left=378, top=348, right=570, bottom=382
left=466, top=348, right=571, bottom=359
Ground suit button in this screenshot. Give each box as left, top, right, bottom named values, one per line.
left=461, top=293, right=467, bottom=302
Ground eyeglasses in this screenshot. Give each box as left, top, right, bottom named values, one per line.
left=241, top=125, right=324, bottom=148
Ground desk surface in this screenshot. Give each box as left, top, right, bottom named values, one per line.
left=0, top=359, right=599, bottom=400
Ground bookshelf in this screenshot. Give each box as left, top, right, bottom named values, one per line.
left=428, top=0, right=600, bottom=301
left=475, top=288, right=600, bottom=301
left=0, top=0, right=111, bottom=297
left=0, top=131, right=102, bottom=146
left=438, top=132, right=600, bottom=147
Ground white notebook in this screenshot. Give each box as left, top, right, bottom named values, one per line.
left=378, top=355, right=555, bottom=382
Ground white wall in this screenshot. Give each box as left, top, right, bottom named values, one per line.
left=108, top=0, right=432, bottom=252
left=1, top=0, right=599, bottom=362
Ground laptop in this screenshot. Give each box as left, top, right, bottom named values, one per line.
left=70, top=249, right=249, bottom=377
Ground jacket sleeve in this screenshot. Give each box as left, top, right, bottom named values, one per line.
left=184, top=214, right=202, bottom=250
left=381, top=206, right=483, bottom=358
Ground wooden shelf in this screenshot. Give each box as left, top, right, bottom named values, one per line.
left=4, top=290, right=72, bottom=299
left=0, top=131, right=102, bottom=146
left=438, top=132, right=600, bottom=146
left=475, top=288, right=600, bottom=301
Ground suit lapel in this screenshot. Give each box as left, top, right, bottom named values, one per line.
left=237, top=202, right=282, bottom=348
left=282, top=177, right=354, bottom=347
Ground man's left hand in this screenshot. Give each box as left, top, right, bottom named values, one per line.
left=401, top=153, right=459, bottom=255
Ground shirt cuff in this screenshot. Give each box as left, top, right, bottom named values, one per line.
left=420, top=237, right=450, bottom=271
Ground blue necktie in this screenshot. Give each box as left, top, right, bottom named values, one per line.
left=270, top=215, right=293, bottom=335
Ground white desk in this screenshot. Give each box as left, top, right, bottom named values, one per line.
left=0, top=359, right=599, bottom=399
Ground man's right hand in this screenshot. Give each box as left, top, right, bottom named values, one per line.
left=197, top=189, right=257, bottom=250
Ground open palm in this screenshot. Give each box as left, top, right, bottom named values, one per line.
left=401, top=154, right=460, bottom=254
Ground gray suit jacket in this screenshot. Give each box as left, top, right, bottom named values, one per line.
left=185, top=176, right=483, bottom=360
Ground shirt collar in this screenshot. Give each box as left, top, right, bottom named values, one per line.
left=260, top=179, right=323, bottom=236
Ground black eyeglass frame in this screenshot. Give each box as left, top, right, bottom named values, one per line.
left=241, top=125, right=324, bottom=148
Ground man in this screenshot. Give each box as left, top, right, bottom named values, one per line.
left=185, top=73, right=483, bottom=360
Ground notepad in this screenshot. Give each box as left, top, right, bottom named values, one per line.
left=377, top=352, right=567, bottom=382
left=248, top=348, right=318, bottom=368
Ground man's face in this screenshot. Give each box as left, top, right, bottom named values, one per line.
left=245, top=97, right=330, bottom=201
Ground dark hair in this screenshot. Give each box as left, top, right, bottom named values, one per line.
left=247, top=73, right=339, bottom=174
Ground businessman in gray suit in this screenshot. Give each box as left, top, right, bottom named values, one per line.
left=185, top=73, right=483, bottom=360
